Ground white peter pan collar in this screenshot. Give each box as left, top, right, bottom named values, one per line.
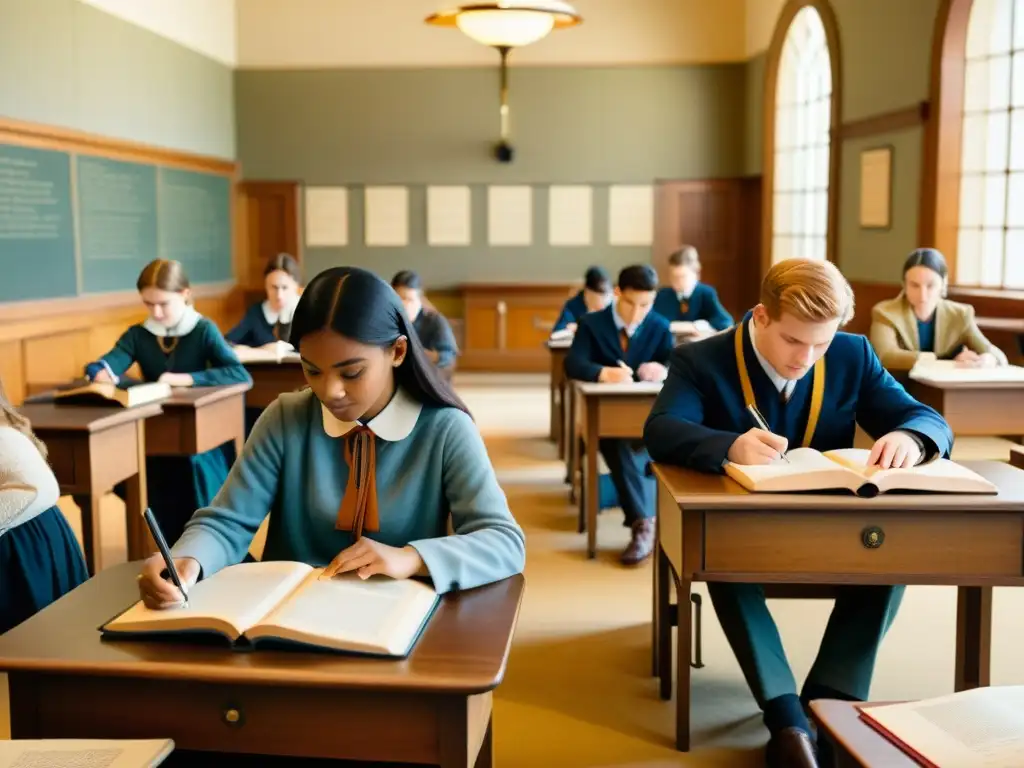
left=142, top=306, right=200, bottom=338
left=262, top=298, right=297, bottom=326
left=321, top=386, right=422, bottom=441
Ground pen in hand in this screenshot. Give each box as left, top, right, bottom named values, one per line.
left=143, top=507, right=190, bottom=606
left=745, top=403, right=790, bottom=463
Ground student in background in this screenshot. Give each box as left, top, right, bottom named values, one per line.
left=644, top=258, right=952, bottom=768
left=564, top=264, right=673, bottom=565
left=653, top=245, right=733, bottom=332
left=226, top=253, right=303, bottom=348
left=390, top=270, right=459, bottom=375
left=137, top=267, right=525, bottom=607
left=870, top=248, right=1007, bottom=370
left=0, top=377, right=88, bottom=634
left=85, top=259, right=252, bottom=546
left=553, top=266, right=613, bottom=333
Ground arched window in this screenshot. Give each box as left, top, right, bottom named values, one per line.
left=763, top=1, right=841, bottom=271
left=955, top=0, right=1024, bottom=288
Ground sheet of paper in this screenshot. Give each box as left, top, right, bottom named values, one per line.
left=304, top=187, right=348, bottom=247
left=548, top=185, right=592, bottom=246
left=0, top=739, right=173, bottom=768
left=488, top=185, right=532, bottom=246
left=427, top=185, right=471, bottom=246
left=608, top=185, right=653, bottom=246
left=364, top=186, right=409, bottom=246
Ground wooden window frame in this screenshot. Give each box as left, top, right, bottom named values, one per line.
left=761, top=0, right=843, bottom=277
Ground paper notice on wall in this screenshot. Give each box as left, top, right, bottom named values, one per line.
left=427, top=186, right=471, bottom=246
left=364, top=186, right=409, bottom=247
left=549, top=185, right=592, bottom=246
left=608, top=184, right=653, bottom=246
left=488, top=185, right=532, bottom=246
left=304, top=187, right=348, bottom=247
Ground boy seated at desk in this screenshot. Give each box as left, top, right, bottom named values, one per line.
left=553, top=266, right=613, bottom=334
left=644, top=258, right=953, bottom=768
left=652, top=245, right=733, bottom=334
left=391, top=270, right=459, bottom=378
left=564, top=264, right=674, bottom=565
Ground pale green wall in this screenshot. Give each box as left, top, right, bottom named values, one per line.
left=0, top=0, right=235, bottom=159
left=744, top=54, right=766, bottom=177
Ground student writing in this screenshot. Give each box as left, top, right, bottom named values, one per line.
left=390, top=270, right=459, bottom=375
left=225, top=253, right=303, bottom=349
left=652, top=245, right=733, bottom=332
left=553, top=266, right=613, bottom=333
left=870, top=247, right=1007, bottom=370
left=137, top=267, right=526, bottom=608
left=564, top=264, right=673, bottom=566
left=84, top=259, right=252, bottom=546
left=644, top=259, right=952, bottom=768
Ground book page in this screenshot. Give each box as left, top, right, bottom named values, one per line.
left=863, top=686, right=1024, bottom=767
left=103, top=561, right=312, bottom=641
left=825, top=448, right=998, bottom=494
left=725, top=447, right=862, bottom=493
left=248, top=570, right=439, bottom=656
left=0, top=738, right=173, bottom=768
left=910, top=359, right=1024, bottom=384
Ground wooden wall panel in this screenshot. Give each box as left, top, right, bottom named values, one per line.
left=0, top=340, right=25, bottom=405
left=23, top=331, right=92, bottom=389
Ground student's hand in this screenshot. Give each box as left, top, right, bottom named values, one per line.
left=954, top=348, right=982, bottom=367
left=566, top=323, right=577, bottom=333
left=978, top=352, right=998, bottom=368
left=598, top=366, right=633, bottom=384
left=158, top=372, right=194, bottom=387
left=727, top=428, right=789, bottom=465
left=92, top=368, right=114, bottom=384
left=138, top=554, right=201, bottom=609
left=636, top=362, right=668, bottom=382
left=868, top=431, right=922, bottom=469
left=424, top=349, right=440, bottom=364
left=322, top=538, right=426, bottom=581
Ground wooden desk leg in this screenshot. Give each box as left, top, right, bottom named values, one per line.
left=955, top=586, right=993, bottom=691
left=657, top=545, right=674, bottom=698
left=124, top=421, right=155, bottom=560
left=475, top=717, right=494, bottom=768
left=550, top=377, right=559, bottom=445
left=585, top=402, right=599, bottom=559
left=71, top=494, right=102, bottom=577
left=652, top=526, right=660, bottom=676
left=675, top=575, right=693, bottom=751
left=438, top=694, right=492, bottom=768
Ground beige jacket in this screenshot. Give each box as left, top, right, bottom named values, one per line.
left=869, top=293, right=1008, bottom=370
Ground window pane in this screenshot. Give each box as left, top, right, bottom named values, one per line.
left=1010, top=110, right=1024, bottom=169
left=962, top=114, right=987, bottom=172
left=985, top=111, right=1010, bottom=170
left=993, top=0, right=1013, bottom=54
left=988, top=55, right=1012, bottom=108
left=772, top=236, right=788, bottom=264
left=1016, top=0, right=1024, bottom=48
left=981, top=228, right=1005, bottom=286
left=774, top=192, right=791, bottom=231
left=1008, top=172, right=1024, bottom=225
left=815, top=192, right=828, bottom=236
left=960, top=174, right=985, bottom=226
left=984, top=173, right=1008, bottom=226
left=957, top=229, right=983, bottom=284
left=965, top=58, right=990, bottom=112
left=792, top=191, right=805, bottom=233
left=1013, top=55, right=1024, bottom=105
left=968, top=0, right=998, bottom=57
left=1004, top=229, right=1024, bottom=287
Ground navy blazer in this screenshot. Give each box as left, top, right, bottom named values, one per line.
left=652, top=283, right=733, bottom=330
left=225, top=303, right=289, bottom=347
left=413, top=310, right=459, bottom=368
left=553, top=291, right=588, bottom=332
left=643, top=312, right=953, bottom=474
left=564, top=305, right=674, bottom=382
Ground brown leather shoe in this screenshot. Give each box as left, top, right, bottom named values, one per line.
left=621, top=518, right=655, bottom=565
left=765, top=727, right=818, bottom=768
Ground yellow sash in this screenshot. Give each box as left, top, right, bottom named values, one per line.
left=734, top=325, right=825, bottom=448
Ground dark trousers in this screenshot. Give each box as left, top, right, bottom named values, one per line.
left=598, top=438, right=655, bottom=526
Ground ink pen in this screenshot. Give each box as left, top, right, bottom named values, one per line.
left=143, top=507, right=189, bottom=606
left=746, top=403, right=790, bottom=463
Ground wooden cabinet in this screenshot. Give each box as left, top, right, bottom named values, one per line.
left=459, top=284, right=575, bottom=372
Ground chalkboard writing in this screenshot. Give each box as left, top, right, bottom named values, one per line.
left=0, top=145, right=78, bottom=302
left=159, top=169, right=232, bottom=285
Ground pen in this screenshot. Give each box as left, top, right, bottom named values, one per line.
left=746, top=403, right=790, bottom=463
left=143, top=507, right=189, bottom=606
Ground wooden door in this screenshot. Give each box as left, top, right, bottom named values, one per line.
left=238, top=181, right=301, bottom=293
left=653, top=178, right=762, bottom=319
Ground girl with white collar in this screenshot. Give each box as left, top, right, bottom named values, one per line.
left=136, top=267, right=525, bottom=608
left=84, top=259, right=252, bottom=546
left=0, top=377, right=88, bottom=634
left=226, top=253, right=303, bottom=349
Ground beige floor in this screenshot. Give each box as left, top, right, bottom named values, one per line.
left=3, top=374, right=1023, bottom=767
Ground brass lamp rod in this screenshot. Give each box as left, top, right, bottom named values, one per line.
left=497, top=45, right=511, bottom=142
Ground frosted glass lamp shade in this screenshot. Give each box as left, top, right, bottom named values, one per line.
left=426, top=1, right=582, bottom=47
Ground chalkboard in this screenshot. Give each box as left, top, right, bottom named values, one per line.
left=0, top=141, right=233, bottom=303
left=0, top=145, right=78, bottom=302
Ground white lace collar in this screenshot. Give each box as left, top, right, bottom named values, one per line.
left=142, top=306, right=201, bottom=338
left=262, top=298, right=298, bottom=326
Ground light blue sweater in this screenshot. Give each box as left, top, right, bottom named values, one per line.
left=171, top=388, right=526, bottom=594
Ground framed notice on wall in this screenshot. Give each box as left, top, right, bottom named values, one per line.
left=859, top=146, right=893, bottom=229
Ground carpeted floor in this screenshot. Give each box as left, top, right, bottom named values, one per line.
left=2, top=373, right=1023, bottom=767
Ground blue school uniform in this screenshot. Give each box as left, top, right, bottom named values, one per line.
left=652, top=283, right=733, bottom=330
left=917, top=315, right=936, bottom=354
left=85, top=308, right=253, bottom=546
left=564, top=305, right=674, bottom=528
left=412, top=310, right=459, bottom=369
left=643, top=313, right=952, bottom=733
left=225, top=301, right=294, bottom=348
left=553, top=291, right=589, bottom=332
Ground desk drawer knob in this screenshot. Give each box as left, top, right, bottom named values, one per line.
left=222, top=706, right=244, bottom=728
left=861, top=527, right=885, bottom=549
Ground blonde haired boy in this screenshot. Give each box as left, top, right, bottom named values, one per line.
left=644, top=258, right=952, bottom=768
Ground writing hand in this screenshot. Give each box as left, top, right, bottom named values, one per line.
left=954, top=348, right=982, bottom=367
left=158, top=372, right=195, bottom=387
left=599, top=365, right=633, bottom=384
left=138, top=554, right=200, bottom=609
left=636, top=362, right=668, bottom=383
left=92, top=368, right=114, bottom=384
left=868, top=431, right=922, bottom=469
left=728, top=428, right=789, bottom=465
left=322, top=538, right=425, bottom=581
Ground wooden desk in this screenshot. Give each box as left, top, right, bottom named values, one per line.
left=17, top=402, right=163, bottom=574
left=547, top=341, right=571, bottom=456
left=575, top=381, right=662, bottom=559
left=0, top=562, right=524, bottom=767
left=652, top=461, right=1024, bottom=751
left=905, top=377, right=1024, bottom=436
left=243, top=361, right=306, bottom=409
left=976, top=316, right=1024, bottom=334
left=1012, top=445, right=1024, bottom=470
left=810, top=699, right=916, bottom=767
left=146, top=384, right=250, bottom=459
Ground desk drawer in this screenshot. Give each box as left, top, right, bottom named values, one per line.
left=703, top=511, right=1024, bottom=577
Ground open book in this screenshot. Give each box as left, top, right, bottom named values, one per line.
left=0, top=738, right=173, bottom=768
left=859, top=686, right=1024, bottom=767
left=53, top=380, right=171, bottom=409
left=100, top=561, right=440, bottom=658
left=670, top=320, right=713, bottom=337
left=724, top=447, right=997, bottom=496
left=232, top=341, right=300, bottom=364
left=909, top=355, right=1024, bottom=384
